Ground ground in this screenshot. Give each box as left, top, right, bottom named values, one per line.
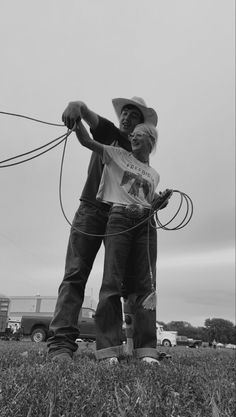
left=0, top=340, right=235, bottom=416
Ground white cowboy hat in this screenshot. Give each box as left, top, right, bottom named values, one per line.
left=112, top=96, right=158, bottom=126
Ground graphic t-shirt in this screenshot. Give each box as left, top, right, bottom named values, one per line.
left=80, top=117, right=131, bottom=208
left=97, top=146, right=160, bottom=208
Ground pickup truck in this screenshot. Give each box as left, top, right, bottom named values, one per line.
left=20, top=307, right=96, bottom=342
left=156, top=323, right=177, bottom=347
left=20, top=309, right=177, bottom=347
left=176, top=335, right=202, bottom=348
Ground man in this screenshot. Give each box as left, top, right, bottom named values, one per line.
left=47, top=97, right=166, bottom=362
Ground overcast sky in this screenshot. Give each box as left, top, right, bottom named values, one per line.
left=0, top=0, right=235, bottom=327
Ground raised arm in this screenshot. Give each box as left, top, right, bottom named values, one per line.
left=62, top=101, right=99, bottom=130
left=75, top=121, right=104, bottom=157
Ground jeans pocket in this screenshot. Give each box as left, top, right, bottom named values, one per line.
left=107, top=213, right=130, bottom=233
left=74, top=203, right=97, bottom=221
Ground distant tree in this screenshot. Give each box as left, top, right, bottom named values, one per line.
left=204, top=318, right=235, bottom=344
left=188, top=326, right=206, bottom=340
left=160, top=319, right=236, bottom=343
left=232, top=326, right=236, bottom=344
left=166, top=321, right=193, bottom=336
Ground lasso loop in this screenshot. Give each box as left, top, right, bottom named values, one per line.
left=0, top=110, right=193, bottom=237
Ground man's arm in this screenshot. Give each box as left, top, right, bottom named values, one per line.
left=62, top=101, right=99, bottom=130
left=75, top=121, right=104, bottom=157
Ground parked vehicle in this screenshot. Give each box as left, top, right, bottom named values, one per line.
left=176, top=335, right=202, bottom=348
left=0, top=297, right=10, bottom=340
left=225, top=344, right=236, bottom=349
left=1, top=297, right=178, bottom=347
left=156, top=323, right=177, bottom=347
left=201, top=341, right=210, bottom=348
left=20, top=307, right=96, bottom=342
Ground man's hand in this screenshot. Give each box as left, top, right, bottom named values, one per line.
left=152, top=189, right=173, bottom=210
left=62, top=101, right=99, bottom=130
left=62, top=101, right=85, bottom=130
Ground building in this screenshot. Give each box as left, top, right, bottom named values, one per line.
left=8, top=295, right=97, bottom=319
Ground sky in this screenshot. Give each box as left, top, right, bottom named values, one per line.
left=0, top=0, right=235, bottom=327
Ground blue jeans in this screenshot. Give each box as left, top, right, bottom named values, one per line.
left=47, top=201, right=109, bottom=355
left=95, top=209, right=158, bottom=360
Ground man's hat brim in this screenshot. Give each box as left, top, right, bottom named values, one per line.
left=112, top=97, right=158, bottom=126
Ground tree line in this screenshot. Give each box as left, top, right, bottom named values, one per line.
left=159, top=318, right=236, bottom=344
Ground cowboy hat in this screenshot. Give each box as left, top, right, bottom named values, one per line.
left=112, top=96, right=158, bottom=126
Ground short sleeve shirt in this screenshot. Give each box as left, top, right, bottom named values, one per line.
left=80, top=117, right=131, bottom=208
left=97, top=146, right=160, bottom=208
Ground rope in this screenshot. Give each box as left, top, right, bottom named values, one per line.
left=0, top=110, right=64, bottom=127
left=0, top=110, right=69, bottom=167
left=0, top=110, right=193, bottom=237
left=147, top=216, right=155, bottom=292
left=0, top=132, right=69, bottom=167
left=1, top=109, right=193, bottom=311
left=153, top=191, right=193, bottom=230
left=57, top=122, right=193, bottom=236
left=58, top=132, right=156, bottom=237
left=59, top=173, right=193, bottom=238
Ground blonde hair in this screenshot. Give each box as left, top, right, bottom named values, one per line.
left=134, top=123, right=158, bottom=153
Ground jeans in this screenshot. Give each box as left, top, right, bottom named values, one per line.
left=47, top=201, right=109, bottom=355
left=95, top=209, right=158, bottom=360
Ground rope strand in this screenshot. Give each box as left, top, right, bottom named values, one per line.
left=0, top=110, right=64, bottom=127
left=0, top=110, right=193, bottom=236
left=0, top=132, right=69, bottom=167
left=0, top=109, right=193, bottom=313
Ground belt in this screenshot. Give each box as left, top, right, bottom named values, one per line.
left=111, top=204, right=152, bottom=219
left=80, top=199, right=111, bottom=212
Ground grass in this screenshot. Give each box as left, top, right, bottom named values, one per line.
left=0, top=341, right=235, bottom=417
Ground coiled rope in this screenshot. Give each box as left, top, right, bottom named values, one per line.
left=59, top=133, right=193, bottom=236
left=0, top=109, right=194, bottom=310
left=0, top=110, right=193, bottom=238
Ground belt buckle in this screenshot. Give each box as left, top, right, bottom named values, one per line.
left=125, top=204, right=143, bottom=218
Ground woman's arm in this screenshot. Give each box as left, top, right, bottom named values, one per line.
left=62, top=101, right=99, bottom=130
left=75, top=120, right=104, bottom=156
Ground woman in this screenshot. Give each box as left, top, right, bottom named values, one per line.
left=75, top=120, right=160, bottom=364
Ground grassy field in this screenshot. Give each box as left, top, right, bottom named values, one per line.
left=0, top=341, right=235, bottom=417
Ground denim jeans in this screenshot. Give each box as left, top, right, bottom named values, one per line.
left=47, top=201, right=109, bottom=355
left=95, top=210, right=158, bottom=360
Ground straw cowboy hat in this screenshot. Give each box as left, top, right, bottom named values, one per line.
left=112, top=96, right=158, bottom=126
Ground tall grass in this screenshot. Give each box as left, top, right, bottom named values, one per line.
left=0, top=341, right=235, bottom=416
